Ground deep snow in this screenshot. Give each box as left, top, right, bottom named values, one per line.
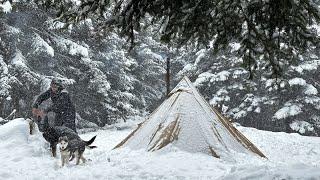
left=0, top=118, right=320, bottom=180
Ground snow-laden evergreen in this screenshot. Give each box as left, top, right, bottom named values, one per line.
left=176, top=45, right=320, bottom=135
left=0, top=3, right=168, bottom=126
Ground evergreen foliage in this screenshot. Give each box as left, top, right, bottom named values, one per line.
left=31, top=0, right=320, bottom=77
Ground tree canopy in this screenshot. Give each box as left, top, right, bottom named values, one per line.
left=31, top=0, right=320, bottom=78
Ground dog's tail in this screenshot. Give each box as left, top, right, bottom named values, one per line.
left=86, top=145, right=97, bottom=149
left=85, top=135, right=97, bottom=146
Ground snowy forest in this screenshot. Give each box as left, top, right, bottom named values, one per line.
left=2, top=1, right=320, bottom=179
left=1, top=1, right=320, bottom=135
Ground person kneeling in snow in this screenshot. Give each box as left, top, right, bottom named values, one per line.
left=32, top=78, right=77, bottom=133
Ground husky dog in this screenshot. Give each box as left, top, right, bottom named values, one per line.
left=58, top=135, right=97, bottom=167
left=35, top=115, right=80, bottom=157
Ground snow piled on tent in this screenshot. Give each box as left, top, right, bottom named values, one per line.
left=1, top=118, right=320, bottom=179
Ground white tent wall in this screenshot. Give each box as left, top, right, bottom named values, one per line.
left=114, top=77, right=266, bottom=159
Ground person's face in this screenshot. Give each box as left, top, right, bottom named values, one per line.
left=51, top=84, right=58, bottom=93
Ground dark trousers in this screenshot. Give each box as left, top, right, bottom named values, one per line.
left=55, top=111, right=77, bottom=133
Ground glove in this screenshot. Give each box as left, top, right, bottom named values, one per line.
left=38, top=110, right=45, bottom=118
left=32, top=108, right=40, bottom=117
left=32, top=108, right=45, bottom=118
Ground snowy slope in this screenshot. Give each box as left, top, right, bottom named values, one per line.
left=0, top=118, right=320, bottom=180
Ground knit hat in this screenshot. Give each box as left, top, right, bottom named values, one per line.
left=50, top=78, right=63, bottom=88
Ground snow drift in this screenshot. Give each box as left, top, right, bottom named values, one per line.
left=0, top=118, right=320, bottom=179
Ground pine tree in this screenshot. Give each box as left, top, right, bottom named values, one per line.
left=30, top=0, right=320, bottom=78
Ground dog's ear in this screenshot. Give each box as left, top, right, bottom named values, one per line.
left=58, top=136, right=63, bottom=141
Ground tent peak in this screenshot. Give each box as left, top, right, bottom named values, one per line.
left=168, top=76, right=193, bottom=96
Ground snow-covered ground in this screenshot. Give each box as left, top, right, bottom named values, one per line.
left=0, top=118, right=320, bottom=180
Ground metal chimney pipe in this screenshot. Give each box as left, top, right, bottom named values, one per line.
left=166, top=57, right=170, bottom=97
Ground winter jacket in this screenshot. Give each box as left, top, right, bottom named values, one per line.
left=33, top=88, right=76, bottom=132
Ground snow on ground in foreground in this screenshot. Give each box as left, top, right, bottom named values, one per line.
left=0, top=118, right=320, bottom=180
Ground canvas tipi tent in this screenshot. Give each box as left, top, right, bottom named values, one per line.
left=114, top=77, right=266, bottom=159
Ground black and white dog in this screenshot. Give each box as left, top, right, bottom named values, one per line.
left=58, top=135, right=97, bottom=166
left=35, top=116, right=79, bottom=157
left=35, top=116, right=96, bottom=159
